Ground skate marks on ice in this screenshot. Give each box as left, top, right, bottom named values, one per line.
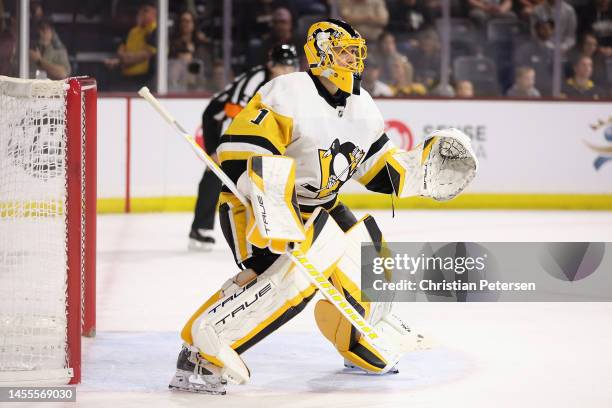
left=245, top=332, right=470, bottom=395
left=80, top=331, right=470, bottom=395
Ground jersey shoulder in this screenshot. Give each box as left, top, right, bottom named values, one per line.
left=259, top=71, right=311, bottom=93
left=350, top=87, right=385, bottom=135
left=354, top=86, right=378, bottom=109
left=256, top=72, right=313, bottom=117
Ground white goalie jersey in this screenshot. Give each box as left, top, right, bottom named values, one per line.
left=218, top=70, right=478, bottom=215
left=217, top=71, right=399, bottom=212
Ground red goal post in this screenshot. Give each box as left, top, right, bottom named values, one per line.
left=0, top=76, right=96, bottom=385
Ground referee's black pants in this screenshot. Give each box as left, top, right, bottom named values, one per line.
left=191, top=168, right=222, bottom=231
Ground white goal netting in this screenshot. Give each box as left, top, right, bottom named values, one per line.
left=0, top=77, right=73, bottom=384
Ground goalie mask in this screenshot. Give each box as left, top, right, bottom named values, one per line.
left=304, top=19, right=367, bottom=95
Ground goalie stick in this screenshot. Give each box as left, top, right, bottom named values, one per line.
left=137, top=87, right=402, bottom=372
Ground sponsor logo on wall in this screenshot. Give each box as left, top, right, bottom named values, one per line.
left=423, top=124, right=487, bottom=159
left=584, top=117, right=612, bottom=171
left=385, top=119, right=413, bottom=150
left=194, top=125, right=204, bottom=150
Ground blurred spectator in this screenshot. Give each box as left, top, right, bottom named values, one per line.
left=243, top=0, right=292, bottom=39
left=207, top=60, right=232, bottom=93
left=429, top=83, right=456, bottom=96
left=168, top=45, right=207, bottom=92
left=567, top=32, right=607, bottom=85
left=170, top=11, right=210, bottom=62
left=506, top=66, right=541, bottom=96
left=196, top=1, right=223, bottom=42
left=578, top=0, right=612, bottom=55
left=517, top=0, right=544, bottom=20
left=561, top=55, right=603, bottom=98
left=516, top=18, right=554, bottom=58
left=339, top=0, right=389, bottom=42
left=29, top=20, right=70, bottom=79
left=291, top=0, right=329, bottom=16
left=168, top=10, right=211, bottom=91
left=0, top=28, right=17, bottom=76
left=387, top=0, right=435, bottom=36
left=362, top=58, right=394, bottom=96
left=388, top=55, right=427, bottom=96
left=407, top=28, right=441, bottom=88
left=30, top=0, right=44, bottom=33
left=515, top=18, right=554, bottom=93
left=30, top=0, right=44, bottom=31
left=531, top=0, right=577, bottom=52
left=376, top=31, right=405, bottom=82
left=30, top=0, right=65, bottom=49
left=454, top=80, right=475, bottom=97
left=246, top=7, right=299, bottom=69
left=0, top=7, right=16, bottom=76
left=105, top=2, right=158, bottom=91
left=468, top=0, right=515, bottom=27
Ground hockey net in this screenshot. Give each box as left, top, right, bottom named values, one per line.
left=0, top=76, right=96, bottom=385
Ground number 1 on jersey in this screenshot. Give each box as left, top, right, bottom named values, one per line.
left=251, top=108, right=269, bottom=125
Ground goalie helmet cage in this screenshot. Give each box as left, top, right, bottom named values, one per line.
left=0, top=76, right=96, bottom=385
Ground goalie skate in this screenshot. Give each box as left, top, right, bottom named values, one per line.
left=169, top=345, right=226, bottom=395
left=343, top=359, right=399, bottom=374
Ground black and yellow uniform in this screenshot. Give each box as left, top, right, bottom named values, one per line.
left=186, top=69, right=404, bottom=372
left=191, top=45, right=299, bottom=236
left=182, top=22, right=410, bottom=378
left=216, top=71, right=401, bottom=273
left=191, top=66, right=269, bottom=233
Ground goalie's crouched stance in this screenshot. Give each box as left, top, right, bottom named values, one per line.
left=169, top=156, right=425, bottom=394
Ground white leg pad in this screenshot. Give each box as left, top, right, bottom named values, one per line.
left=373, top=313, right=432, bottom=354
left=193, top=324, right=250, bottom=384
left=324, top=214, right=431, bottom=371
left=190, top=208, right=346, bottom=384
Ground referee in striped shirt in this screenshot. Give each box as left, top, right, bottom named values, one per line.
left=189, top=44, right=299, bottom=250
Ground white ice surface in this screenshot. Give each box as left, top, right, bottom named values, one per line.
left=50, top=211, right=612, bottom=407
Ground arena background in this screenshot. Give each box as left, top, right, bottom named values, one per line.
left=2, top=1, right=612, bottom=407
left=2, top=0, right=611, bottom=211
left=96, top=96, right=612, bottom=212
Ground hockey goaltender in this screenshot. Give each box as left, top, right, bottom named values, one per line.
left=165, top=19, right=478, bottom=395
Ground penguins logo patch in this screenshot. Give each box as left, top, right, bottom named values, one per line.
left=302, top=139, right=365, bottom=198
left=310, top=28, right=341, bottom=68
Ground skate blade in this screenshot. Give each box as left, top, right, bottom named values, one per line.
left=169, top=374, right=226, bottom=395
left=169, top=383, right=226, bottom=395
left=188, top=239, right=214, bottom=252
left=343, top=364, right=399, bottom=375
